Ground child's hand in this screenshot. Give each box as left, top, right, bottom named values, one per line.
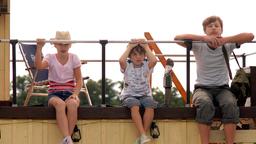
left=216, top=36, right=227, bottom=46
left=127, top=39, right=139, bottom=49
left=128, top=39, right=148, bottom=49
left=137, top=39, right=149, bottom=49
left=203, top=36, right=222, bottom=48
left=69, top=94, right=80, bottom=101
left=36, top=39, right=46, bottom=50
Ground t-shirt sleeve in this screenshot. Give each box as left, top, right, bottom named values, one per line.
left=72, top=54, right=81, bottom=69
left=43, top=54, right=51, bottom=68
left=226, top=43, right=238, bottom=54
left=144, top=61, right=153, bottom=74
left=120, top=61, right=129, bottom=73
left=44, top=54, right=50, bottom=62
left=191, top=42, right=202, bottom=53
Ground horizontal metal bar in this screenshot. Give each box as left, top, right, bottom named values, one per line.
left=156, top=54, right=246, bottom=57
left=1, top=39, right=256, bottom=44
left=155, top=54, right=195, bottom=57
left=11, top=59, right=196, bottom=63
left=245, top=52, right=256, bottom=57
left=0, top=39, right=184, bottom=43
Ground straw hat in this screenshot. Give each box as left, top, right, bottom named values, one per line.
left=52, top=31, right=71, bottom=44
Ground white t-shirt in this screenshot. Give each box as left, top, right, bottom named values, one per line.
left=44, top=53, right=81, bottom=83
left=192, top=43, right=238, bottom=86
left=119, top=60, right=153, bottom=100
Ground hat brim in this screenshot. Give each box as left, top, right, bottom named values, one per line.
left=50, top=38, right=71, bottom=45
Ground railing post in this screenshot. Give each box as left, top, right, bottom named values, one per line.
left=10, top=39, right=18, bottom=107
left=99, top=40, right=108, bottom=107
left=242, top=53, right=246, bottom=67
left=184, top=40, right=192, bottom=107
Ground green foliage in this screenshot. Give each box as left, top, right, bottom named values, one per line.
left=11, top=75, right=184, bottom=107
left=9, top=75, right=29, bottom=105
left=10, top=75, right=48, bottom=106
left=152, top=87, right=184, bottom=107
left=80, top=78, right=121, bottom=106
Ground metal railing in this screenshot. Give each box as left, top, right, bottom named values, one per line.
left=1, top=39, right=256, bottom=106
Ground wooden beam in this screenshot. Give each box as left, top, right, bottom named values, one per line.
left=0, top=106, right=256, bottom=120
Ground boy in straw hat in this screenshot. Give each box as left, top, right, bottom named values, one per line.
left=36, top=31, right=81, bottom=144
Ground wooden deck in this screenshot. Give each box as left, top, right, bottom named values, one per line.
left=0, top=106, right=256, bottom=119
left=0, top=106, right=256, bottom=144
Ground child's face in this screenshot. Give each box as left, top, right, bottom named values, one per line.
left=130, top=52, right=145, bottom=66
left=205, top=21, right=222, bottom=37
left=55, top=43, right=71, bottom=54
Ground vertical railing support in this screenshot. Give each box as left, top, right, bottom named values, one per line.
left=99, top=40, right=108, bottom=107
left=242, top=53, right=246, bottom=67
left=184, top=40, right=192, bottom=107
left=10, top=39, right=18, bottom=106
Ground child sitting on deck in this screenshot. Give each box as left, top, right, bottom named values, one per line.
left=174, top=16, right=254, bottom=144
left=119, top=39, right=158, bottom=144
left=35, top=31, right=82, bottom=144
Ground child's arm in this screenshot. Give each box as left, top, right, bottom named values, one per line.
left=35, top=39, right=48, bottom=69
left=175, top=33, right=254, bottom=48
left=140, top=40, right=157, bottom=69
left=174, top=34, right=206, bottom=48
left=70, top=66, right=82, bottom=99
left=119, top=41, right=137, bottom=70
left=221, top=33, right=254, bottom=45
left=174, top=34, right=223, bottom=48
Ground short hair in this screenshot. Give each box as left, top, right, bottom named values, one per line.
left=202, top=16, right=223, bottom=32
left=128, top=44, right=146, bottom=57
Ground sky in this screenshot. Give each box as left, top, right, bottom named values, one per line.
left=10, top=0, right=256, bottom=94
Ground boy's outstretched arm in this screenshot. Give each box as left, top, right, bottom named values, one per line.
left=222, top=33, right=254, bottom=45
left=174, top=34, right=205, bottom=48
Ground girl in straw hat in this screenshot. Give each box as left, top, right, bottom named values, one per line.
left=36, top=31, right=81, bottom=144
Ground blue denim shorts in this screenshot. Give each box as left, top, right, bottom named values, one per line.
left=48, top=91, right=72, bottom=102
left=121, top=96, right=158, bottom=109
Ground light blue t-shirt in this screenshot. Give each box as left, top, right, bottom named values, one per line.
left=119, top=60, right=153, bottom=100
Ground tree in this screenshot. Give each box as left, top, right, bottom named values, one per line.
left=11, top=75, right=184, bottom=107
left=152, top=87, right=184, bottom=107
left=10, top=75, right=48, bottom=106
left=10, top=75, right=30, bottom=105
left=80, top=78, right=121, bottom=106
